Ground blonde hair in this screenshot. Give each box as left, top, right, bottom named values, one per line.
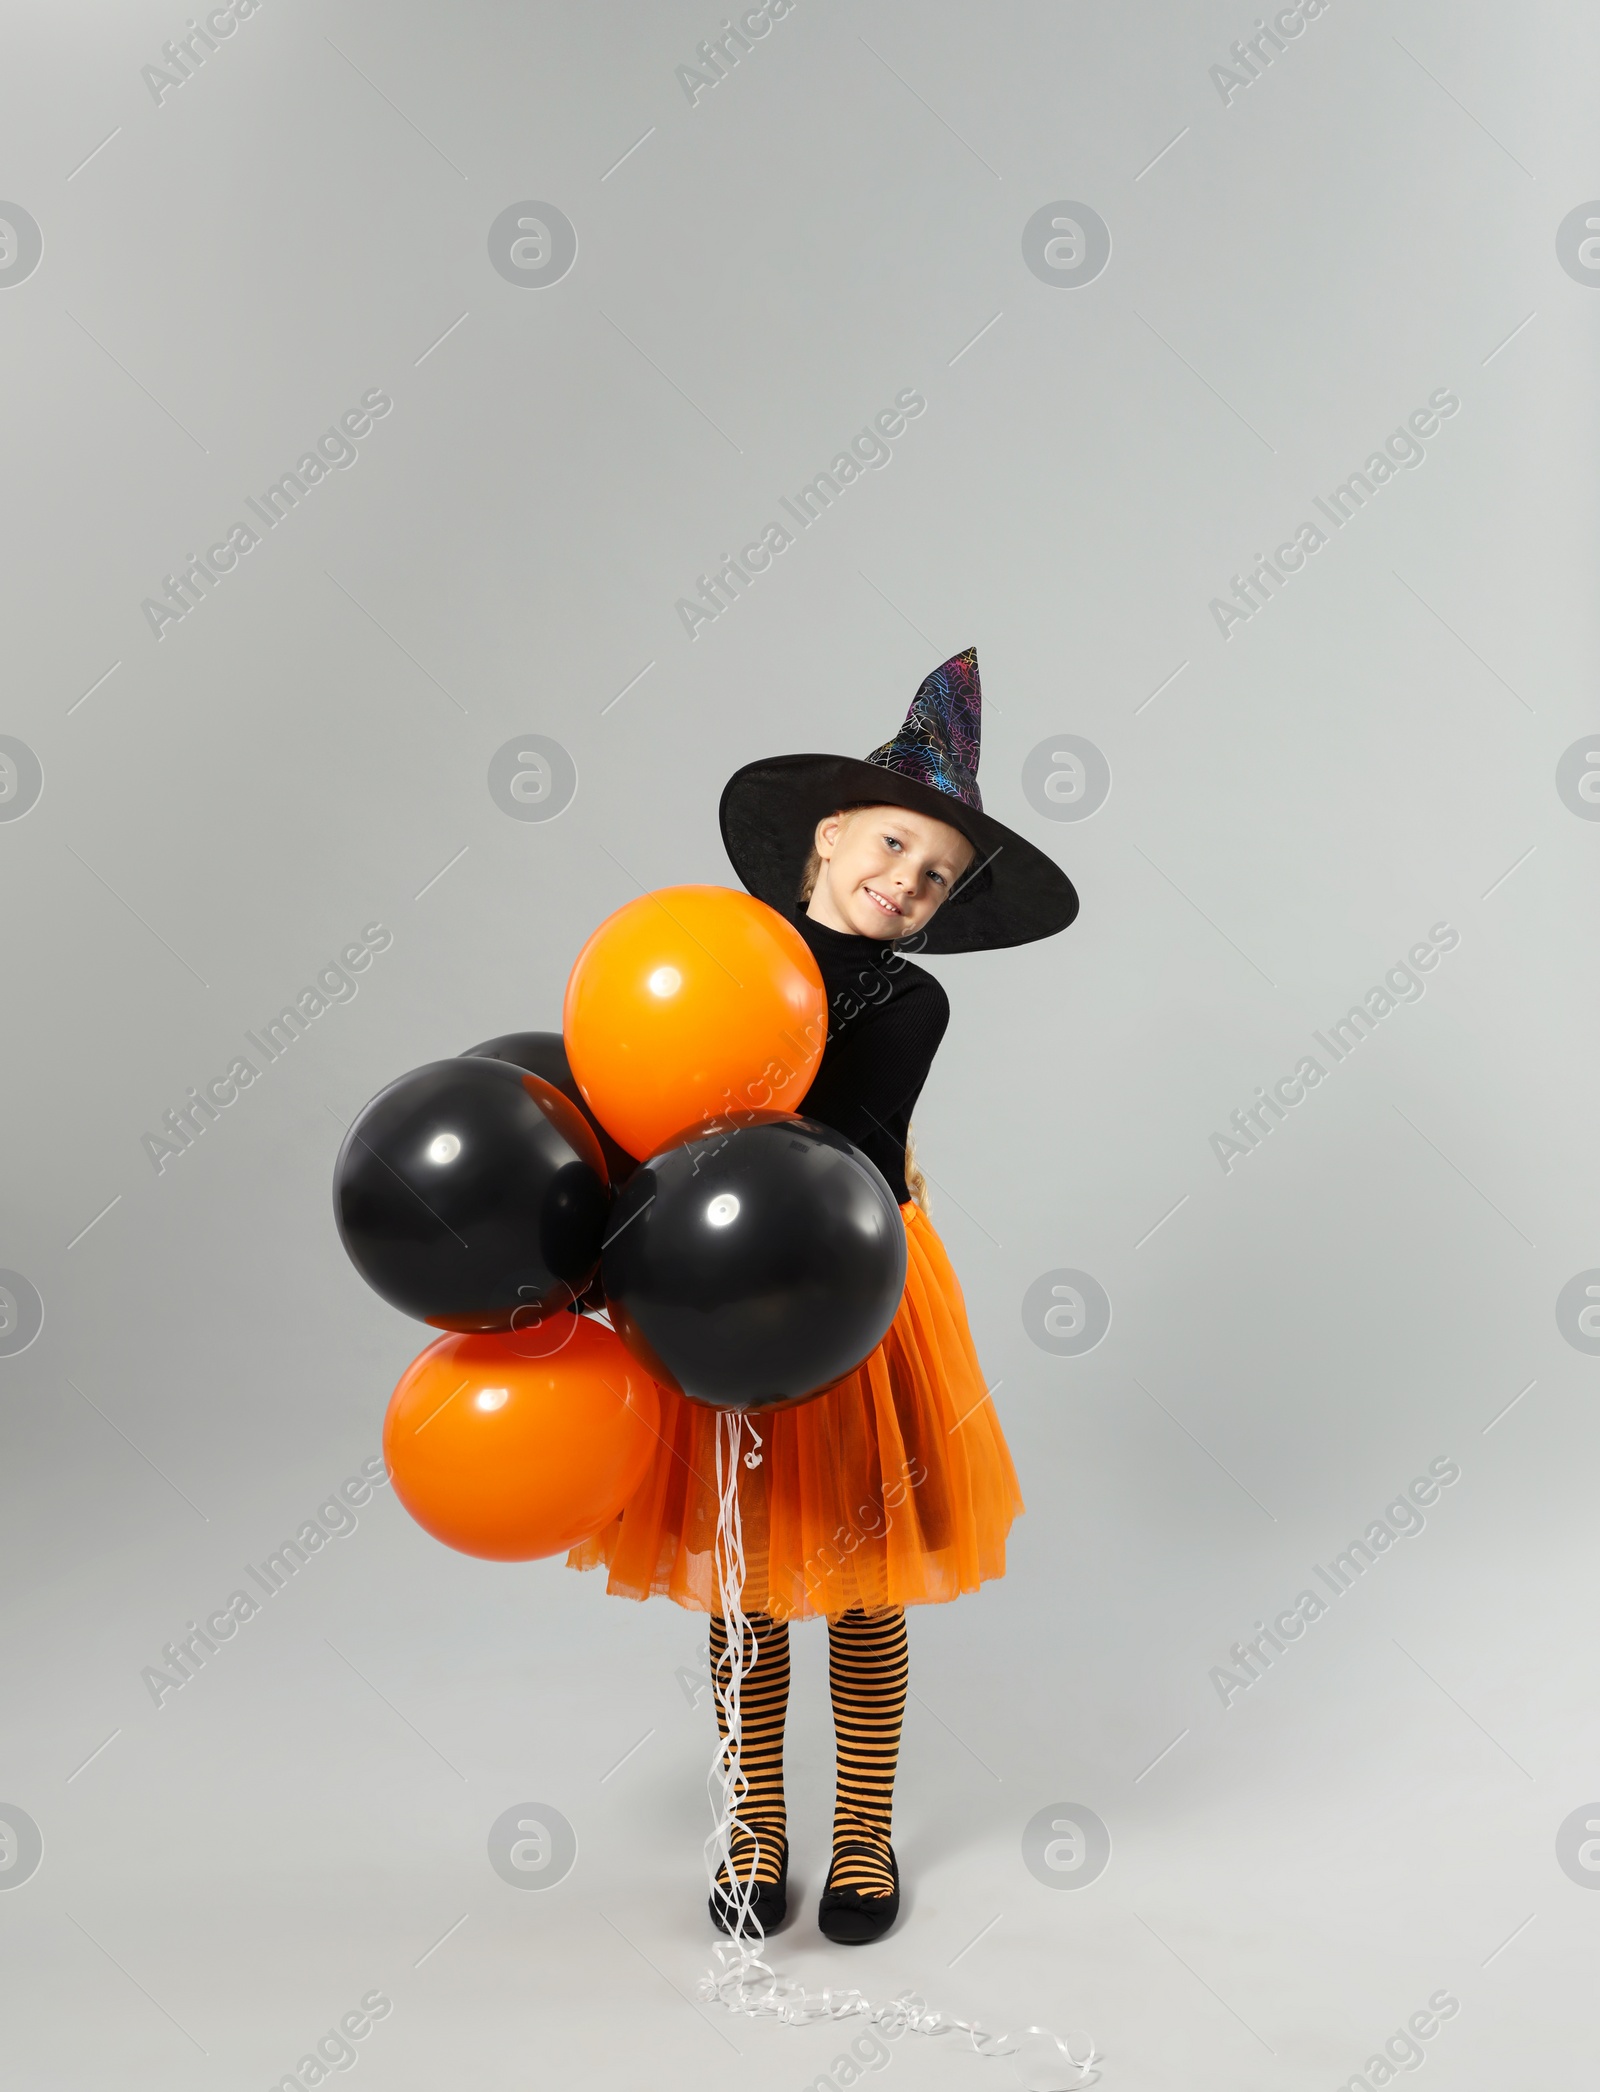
left=904, top=1124, right=930, bottom=1215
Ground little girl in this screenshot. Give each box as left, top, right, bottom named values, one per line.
left=568, top=648, right=1079, bottom=1944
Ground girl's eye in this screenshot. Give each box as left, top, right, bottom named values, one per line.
left=883, top=835, right=902, bottom=851
left=929, top=869, right=946, bottom=886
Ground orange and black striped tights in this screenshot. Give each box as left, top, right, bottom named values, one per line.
left=709, top=1607, right=907, bottom=1898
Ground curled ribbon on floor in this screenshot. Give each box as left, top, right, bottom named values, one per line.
left=699, top=1411, right=1102, bottom=2089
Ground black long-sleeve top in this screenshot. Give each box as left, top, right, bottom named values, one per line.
left=789, top=908, right=950, bottom=1205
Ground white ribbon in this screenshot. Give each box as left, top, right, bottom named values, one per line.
left=699, top=1411, right=1101, bottom=2088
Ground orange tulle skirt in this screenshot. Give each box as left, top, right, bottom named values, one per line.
left=566, top=1202, right=1024, bottom=1621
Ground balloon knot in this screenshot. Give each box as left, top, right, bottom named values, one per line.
left=743, top=1450, right=762, bottom=1469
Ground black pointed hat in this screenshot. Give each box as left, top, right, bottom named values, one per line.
left=718, top=648, right=1079, bottom=955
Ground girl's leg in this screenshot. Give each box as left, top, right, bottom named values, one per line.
left=709, top=1611, right=790, bottom=1890
left=825, top=1605, right=908, bottom=1900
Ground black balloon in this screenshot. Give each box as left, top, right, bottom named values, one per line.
left=602, top=1112, right=907, bottom=1412
left=334, top=1058, right=610, bottom=1332
left=462, top=1031, right=637, bottom=1317
left=462, top=1031, right=638, bottom=1189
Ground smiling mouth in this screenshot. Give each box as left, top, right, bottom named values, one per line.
left=862, top=886, right=903, bottom=918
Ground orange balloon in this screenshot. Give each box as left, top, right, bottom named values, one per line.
left=563, top=885, right=827, bottom=1159
left=383, top=1318, right=659, bottom=1561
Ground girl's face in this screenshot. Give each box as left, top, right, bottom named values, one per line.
left=807, top=804, right=977, bottom=940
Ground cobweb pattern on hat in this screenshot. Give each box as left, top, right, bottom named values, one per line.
left=864, top=647, right=983, bottom=812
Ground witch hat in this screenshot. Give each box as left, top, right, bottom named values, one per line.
left=718, top=648, right=1079, bottom=954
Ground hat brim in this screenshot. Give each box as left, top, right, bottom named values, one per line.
left=719, top=754, right=1079, bottom=955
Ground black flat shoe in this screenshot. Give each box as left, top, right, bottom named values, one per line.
left=708, top=1840, right=788, bottom=1937
left=817, top=1841, right=899, bottom=1944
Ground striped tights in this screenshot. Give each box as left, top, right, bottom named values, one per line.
left=708, top=1607, right=907, bottom=1899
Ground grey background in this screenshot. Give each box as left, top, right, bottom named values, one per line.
left=2, top=2, right=1596, bottom=2086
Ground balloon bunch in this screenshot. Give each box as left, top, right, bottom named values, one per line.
left=334, top=888, right=909, bottom=1561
